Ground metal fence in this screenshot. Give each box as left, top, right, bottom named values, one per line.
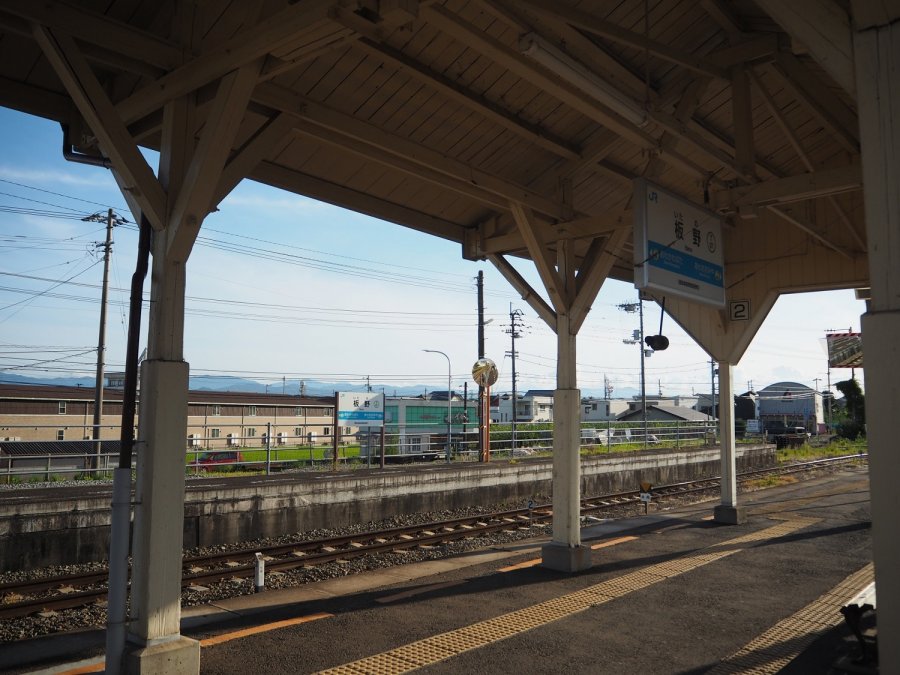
left=1, top=420, right=723, bottom=481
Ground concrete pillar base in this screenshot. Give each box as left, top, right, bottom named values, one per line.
left=714, top=504, right=748, bottom=525
left=125, top=636, right=200, bottom=675
left=541, top=542, right=593, bottom=573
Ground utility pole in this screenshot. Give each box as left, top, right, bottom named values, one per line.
left=476, top=271, right=485, bottom=455
left=505, top=305, right=524, bottom=451
left=85, top=209, right=119, bottom=471
left=619, top=298, right=648, bottom=449
left=639, top=298, right=647, bottom=449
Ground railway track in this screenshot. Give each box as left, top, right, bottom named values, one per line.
left=0, top=454, right=866, bottom=621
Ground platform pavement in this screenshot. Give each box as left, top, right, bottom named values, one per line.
left=8, top=464, right=874, bottom=674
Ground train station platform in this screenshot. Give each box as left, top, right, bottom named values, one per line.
left=10, top=464, right=875, bottom=674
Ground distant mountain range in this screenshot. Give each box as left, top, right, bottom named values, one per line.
left=0, top=371, right=642, bottom=400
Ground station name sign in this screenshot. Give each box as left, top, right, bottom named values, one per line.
left=336, top=392, right=385, bottom=428
left=633, top=178, right=725, bottom=308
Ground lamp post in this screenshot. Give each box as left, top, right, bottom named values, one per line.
left=423, top=349, right=452, bottom=463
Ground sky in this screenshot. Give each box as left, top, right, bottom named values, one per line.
left=0, top=107, right=868, bottom=398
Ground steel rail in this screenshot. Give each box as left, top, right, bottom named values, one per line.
left=0, top=454, right=867, bottom=621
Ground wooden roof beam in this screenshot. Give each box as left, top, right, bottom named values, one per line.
left=487, top=253, right=557, bottom=328
left=480, top=0, right=653, bottom=104
left=345, top=35, right=581, bottom=161
left=424, top=5, right=737, bottom=185
left=570, top=227, right=630, bottom=333
left=750, top=69, right=866, bottom=250
left=253, top=161, right=466, bottom=243
left=214, top=113, right=298, bottom=208
left=766, top=206, right=854, bottom=259
left=700, top=0, right=745, bottom=38
left=712, top=164, right=862, bottom=212
left=755, top=0, right=855, bottom=97
left=1, top=0, right=180, bottom=69
left=731, top=66, right=755, bottom=179
left=167, top=60, right=263, bottom=262
left=253, top=84, right=577, bottom=221
left=33, top=24, right=166, bottom=232
left=115, top=0, right=334, bottom=126
left=769, top=52, right=859, bottom=154
left=509, top=202, right=566, bottom=310
left=518, top=0, right=728, bottom=79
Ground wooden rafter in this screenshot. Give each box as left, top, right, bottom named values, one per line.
left=255, top=85, right=576, bottom=221
left=766, top=206, right=853, bottom=259
left=33, top=24, right=166, bottom=231
left=714, top=165, right=862, bottom=211
left=253, top=161, right=465, bottom=242
left=770, top=53, right=859, bottom=153
left=214, top=113, right=298, bottom=207
left=509, top=202, right=565, bottom=310
left=2, top=0, right=180, bottom=69
left=115, top=0, right=334, bottom=126
left=700, top=0, right=745, bottom=37
left=167, top=59, right=263, bottom=262
left=755, top=0, right=855, bottom=96
left=749, top=69, right=866, bottom=249
left=518, top=0, right=728, bottom=79
left=348, top=36, right=580, bottom=161
left=570, top=227, right=630, bottom=333
left=423, top=4, right=735, bottom=186
left=645, top=78, right=709, bottom=178
left=731, top=66, right=755, bottom=178
left=487, top=253, right=557, bottom=328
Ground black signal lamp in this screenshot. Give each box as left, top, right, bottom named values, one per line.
left=645, top=335, right=669, bottom=351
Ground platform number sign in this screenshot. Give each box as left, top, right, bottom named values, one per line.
left=730, top=300, right=751, bottom=322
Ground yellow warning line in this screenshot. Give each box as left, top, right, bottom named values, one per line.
left=317, top=519, right=817, bottom=675
left=200, top=612, right=332, bottom=647
left=52, top=612, right=334, bottom=673
left=55, top=664, right=104, bottom=675
left=590, top=535, right=638, bottom=550
left=497, top=558, right=542, bottom=572
left=706, top=562, right=874, bottom=674
left=499, top=536, right=638, bottom=571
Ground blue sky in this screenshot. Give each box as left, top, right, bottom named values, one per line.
left=0, top=107, right=867, bottom=397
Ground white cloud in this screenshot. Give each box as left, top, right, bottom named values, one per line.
left=0, top=165, right=113, bottom=188
left=217, top=191, right=326, bottom=213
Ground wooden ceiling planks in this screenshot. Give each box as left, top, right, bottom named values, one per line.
left=0, top=0, right=869, bottom=283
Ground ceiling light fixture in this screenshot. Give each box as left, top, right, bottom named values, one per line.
left=519, top=32, right=649, bottom=128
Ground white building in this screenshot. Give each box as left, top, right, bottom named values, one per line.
left=581, top=398, right=629, bottom=421
left=492, top=390, right=554, bottom=423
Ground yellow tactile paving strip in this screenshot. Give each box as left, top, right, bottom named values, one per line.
left=316, top=517, right=818, bottom=675
left=706, top=562, right=874, bottom=674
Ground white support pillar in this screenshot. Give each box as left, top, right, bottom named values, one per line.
left=124, top=114, right=199, bottom=671
left=126, top=358, right=197, bottom=673
left=125, top=237, right=198, bottom=671
left=714, top=361, right=746, bottom=524
left=541, top=310, right=591, bottom=572
left=854, top=10, right=900, bottom=673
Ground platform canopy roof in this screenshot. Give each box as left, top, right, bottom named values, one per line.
left=0, top=0, right=870, bottom=355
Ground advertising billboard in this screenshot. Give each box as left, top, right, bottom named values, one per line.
left=825, top=332, right=863, bottom=368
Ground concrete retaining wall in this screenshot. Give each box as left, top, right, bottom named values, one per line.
left=0, top=445, right=774, bottom=571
